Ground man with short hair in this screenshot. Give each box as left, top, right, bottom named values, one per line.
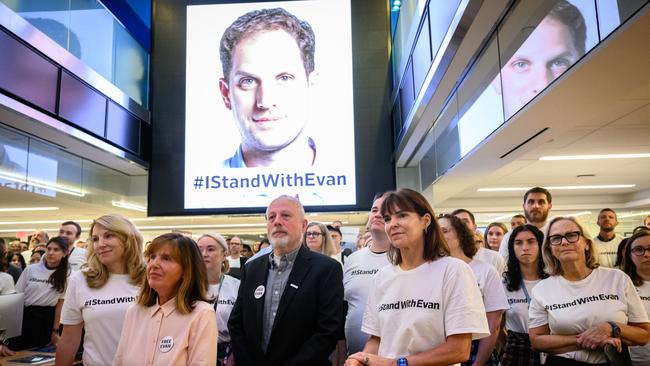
left=219, top=8, right=319, bottom=168
left=59, top=221, right=86, bottom=271
left=327, top=225, right=350, bottom=264
left=332, top=220, right=357, bottom=254
left=499, top=187, right=553, bottom=259
left=452, top=209, right=505, bottom=273
left=227, top=236, right=247, bottom=279
left=22, top=230, right=49, bottom=263
left=229, top=195, right=344, bottom=365
left=510, top=214, right=526, bottom=229
left=592, top=208, right=624, bottom=268
left=343, top=193, right=391, bottom=354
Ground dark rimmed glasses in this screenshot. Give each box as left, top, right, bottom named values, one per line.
left=548, top=231, right=581, bottom=246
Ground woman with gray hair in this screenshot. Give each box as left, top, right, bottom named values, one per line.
left=529, top=216, right=650, bottom=365
left=197, top=233, right=240, bottom=366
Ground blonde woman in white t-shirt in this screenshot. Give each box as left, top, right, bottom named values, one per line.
left=529, top=217, right=650, bottom=366
left=56, top=214, right=145, bottom=366
left=439, top=214, right=508, bottom=366
left=346, top=188, right=489, bottom=366
left=197, top=233, right=240, bottom=366
left=621, top=228, right=650, bottom=364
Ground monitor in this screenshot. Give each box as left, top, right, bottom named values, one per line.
left=0, top=292, right=24, bottom=341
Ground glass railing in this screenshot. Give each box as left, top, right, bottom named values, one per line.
left=0, top=0, right=149, bottom=107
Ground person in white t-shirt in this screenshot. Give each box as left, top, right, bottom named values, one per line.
left=346, top=188, right=489, bottom=366
left=343, top=192, right=391, bottom=354
left=440, top=214, right=509, bottom=366
left=9, top=236, right=69, bottom=352
left=484, top=222, right=508, bottom=252
left=304, top=222, right=337, bottom=257
left=592, top=208, right=624, bottom=268
left=0, top=270, right=15, bottom=294
left=452, top=209, right=505, bottom=273
left=620, top=228, right=650, bottom=364
left=56, top=214, right=146, bottom=366
left=197, top=233, right=241, bottom=366
left=529, top=217, right=650, bottom=365
left=500, top=224, right=548, bottom=365
left=58, top=221, right=87, bottom=272
left=499, top=187, right=552, bottom=261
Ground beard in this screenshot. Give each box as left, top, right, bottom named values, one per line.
left=600, top=226, right=615, bottom=233
left=525, top=209, right=549, bottom=224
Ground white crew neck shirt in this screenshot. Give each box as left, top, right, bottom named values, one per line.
left=343, top=247, right=390, bottom=353
left=592, top=234, right=624, bottom=268
left=61, top=271, right=139, bottom=366
left=0, top=272, right=16, bottom=295
left=362, top=257, right=489, bottom=363
left=630, top=281, right=650, bottom=364
left=68, top=247, right=87, bottom=272
left=15, top=261, right=66, bottom=306
left=208, top=274, right=240, bottom=343
left=503, top=279, right=540, bottom=333
left=529, top=267, right=648, bottom=364
left=468, top=259, right=509, bottom=313
left=474, top=247, right=505, bottom=274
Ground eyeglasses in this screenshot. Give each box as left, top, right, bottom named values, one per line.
left=305, top=232, right=323, bottom=238
left=631, top=246, right=650, bottom=257
left=548, top=231, right=581, bottom=246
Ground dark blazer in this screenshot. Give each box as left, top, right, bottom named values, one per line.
left=228, top=244, right=344, bottom=366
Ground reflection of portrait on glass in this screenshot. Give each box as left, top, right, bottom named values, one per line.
left=219, top=8, right=318, bottom=168
left=494, top=0, right=586, bottom=119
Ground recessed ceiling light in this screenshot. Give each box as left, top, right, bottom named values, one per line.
left=478, top=184, right=635, bottom=192
left=540, top=153, right=650, bottom=160
left=0, top=207, right=59, bottom=212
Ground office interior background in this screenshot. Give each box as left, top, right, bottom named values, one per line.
left=0, top=0, right=648, bottom=245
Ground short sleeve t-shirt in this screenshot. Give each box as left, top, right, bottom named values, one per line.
left=529, top=267, right=649, bottom=364
left=630, top=281, right=650, bottom=364
left=342, top=247, right=390, bottom=354
left=61, top=271, right=139, bottom=366
left=68, top=247, right=87, bottom=272
left=503, top=279, right=540, bottom=333
left=0, top=272, right=16, bottom=295
left=469, top=259, right=509, bottom=312
left=474, top=247, right=505, bottom=274
left=15, top=262, right=65, bottom=306
left=208, top=275, right=240, bottom=343
left=362, top=257, right=489, bottom=362
left=592, top=234, right=623, bottom=268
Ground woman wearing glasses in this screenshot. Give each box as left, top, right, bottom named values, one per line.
left=304, top=222, right=337, bottom=257
left=529, top=216, right=650, bottom=365
left=621, top=228, right=650, bottom=364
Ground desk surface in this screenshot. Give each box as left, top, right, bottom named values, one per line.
left=1, top=350, right=56, bottom=366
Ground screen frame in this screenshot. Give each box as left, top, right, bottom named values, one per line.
left=148, top=0, right=395, bottom=215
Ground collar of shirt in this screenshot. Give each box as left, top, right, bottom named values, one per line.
left=148, top=296, right=178, bottom=318
left=268, top=246, right=300, bottom=269
left=225, top=137, right=317, bottom=168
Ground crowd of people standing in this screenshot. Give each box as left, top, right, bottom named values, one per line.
left=1, top=187, right=650, bottom=365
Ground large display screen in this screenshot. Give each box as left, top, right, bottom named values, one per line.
left=184, top=0, right=355, bottom=209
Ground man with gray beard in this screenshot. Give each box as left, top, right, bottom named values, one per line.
left=229, top=195, right=344, bottom=366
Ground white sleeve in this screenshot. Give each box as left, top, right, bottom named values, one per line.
left=15, top=266, right=29, bottom=293
left=482, top=266, right=509, bottom=312
left=0, top=274, right=15, bottom=295
left=528, top=285, right=549, bottom=329
left=342, top=255, right=353, bottom=302
left=445, top=262, right=490, bottom=339
left=360, top=275, right=380, bottom=337
left=60, top=272, right=83, bottom=325
left=498, top=232, right=511, bottom=260
left=624, top=276, right=650, bottom=323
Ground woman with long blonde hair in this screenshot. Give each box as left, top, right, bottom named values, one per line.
left=56, top=214, right=145, bottom=366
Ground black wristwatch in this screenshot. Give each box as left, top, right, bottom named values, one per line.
left=396, top=357, right=408, bottom=366
left=607, top=321, right=621, bottom=337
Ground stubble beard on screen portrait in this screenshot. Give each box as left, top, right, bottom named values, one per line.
left=493, top=16, right=580, bottom=119
left=219, top=29, right=315, bottom=167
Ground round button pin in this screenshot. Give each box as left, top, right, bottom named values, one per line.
left=254, top=285, right=265, bottom=299
left=159, top=336, right=174, bottom=353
